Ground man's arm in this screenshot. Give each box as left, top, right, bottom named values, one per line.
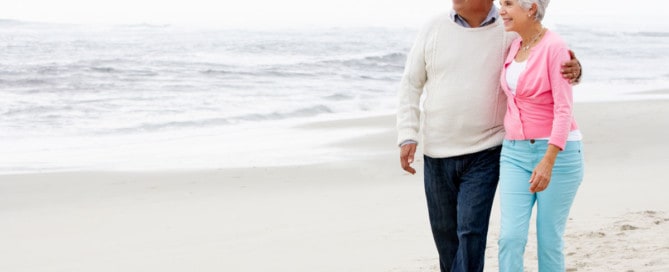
left=397, top=23, right=430, bottom=174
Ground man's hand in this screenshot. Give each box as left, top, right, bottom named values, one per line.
left=561, top=50, right=582, bottom=84
left=400, top=143, right=417, bottom=174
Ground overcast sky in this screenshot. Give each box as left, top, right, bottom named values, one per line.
left=1, top=0, right=665, bottom=28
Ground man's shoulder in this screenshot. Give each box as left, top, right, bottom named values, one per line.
left=503, top=31, right=520, bottom=49
left=427, top=12, right=451, bottom=23
left=419, top=13, right=451, bottom=31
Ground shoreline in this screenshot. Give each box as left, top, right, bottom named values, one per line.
left=2, top=91, right=669, bottom=175
left=0, top=109, right=398, bottom=176
left=1, top=99, right=668, bottom=271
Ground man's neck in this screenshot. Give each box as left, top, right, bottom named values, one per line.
left=458, top=4, right=494, bottom=28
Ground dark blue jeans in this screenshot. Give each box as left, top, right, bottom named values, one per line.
left=424, top=146, right=501, bottom=272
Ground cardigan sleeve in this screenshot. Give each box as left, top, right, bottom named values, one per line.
left=547, top=43, right=574, bottom=150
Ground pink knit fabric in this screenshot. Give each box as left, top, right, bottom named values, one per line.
left=500, top=30, right=579, bottom=150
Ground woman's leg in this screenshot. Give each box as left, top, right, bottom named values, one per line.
left=498, top=140, right=536, bottom=272
left=536, top=141, right=584, bottom=272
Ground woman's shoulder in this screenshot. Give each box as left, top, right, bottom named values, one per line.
left=542, top=29, right=570, bottom=51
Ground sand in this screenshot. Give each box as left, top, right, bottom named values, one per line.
left=1, top=99, right=667, bottom=272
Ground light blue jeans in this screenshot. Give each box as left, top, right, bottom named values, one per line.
left=498, top=139, right=584, bottom=272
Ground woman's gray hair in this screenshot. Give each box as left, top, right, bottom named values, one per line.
left=517, top=0, right=550, bottom=21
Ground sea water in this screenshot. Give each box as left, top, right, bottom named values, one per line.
left=1, top=20, right=667, bottom=173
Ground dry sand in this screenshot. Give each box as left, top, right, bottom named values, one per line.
left=1, top=99, right=667, bottom=271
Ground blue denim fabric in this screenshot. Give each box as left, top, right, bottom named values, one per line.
left=498, top=139, right=584, bottom=272
left=423, top=146, right=501, bottom=272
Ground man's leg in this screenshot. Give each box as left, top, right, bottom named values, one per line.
left=423, top=155, right=459, bottom=272
left=451, top=146, right=501, bottom=272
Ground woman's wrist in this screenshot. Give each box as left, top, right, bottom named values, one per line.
left=543, top=145, right=561, bottom=162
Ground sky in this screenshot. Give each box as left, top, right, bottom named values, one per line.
left=0, top=0, right=665, bottom=28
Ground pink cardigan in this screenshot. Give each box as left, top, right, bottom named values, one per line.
left=500, top=30, right=578, bottom=150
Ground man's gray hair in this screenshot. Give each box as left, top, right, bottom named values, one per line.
left=517, top=0, right=550, bottom=21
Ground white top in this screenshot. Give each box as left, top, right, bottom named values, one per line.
left=397, top=13, right=517, bottom=157
left=505, top=60, right=526, bottom=95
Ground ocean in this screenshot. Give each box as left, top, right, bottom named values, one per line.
left=1, top=20, right=668, bottom=173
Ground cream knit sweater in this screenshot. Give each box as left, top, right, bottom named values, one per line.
left=397, top=13, right=516, bottom=158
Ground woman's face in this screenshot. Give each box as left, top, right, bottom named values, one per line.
left=499, top=0, right=533, bottom=32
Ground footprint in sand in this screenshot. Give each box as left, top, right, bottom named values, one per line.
left=620, top=224, right=638, bottom=231
left=586, top=231, right=606, bottom=238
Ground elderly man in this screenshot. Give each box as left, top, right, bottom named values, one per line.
left=396, top=0, right=581, bottom=271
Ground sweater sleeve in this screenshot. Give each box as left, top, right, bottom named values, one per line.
left=547, top=42, right=574, bottom=150
left=396, top=21, right=431, bottom=146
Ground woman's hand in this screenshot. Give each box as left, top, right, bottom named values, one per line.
left=529, top=157, right=554, bottom=193
left=529, top=144, right=560, bottom=193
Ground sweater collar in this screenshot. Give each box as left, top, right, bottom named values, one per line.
left=450, top=5, right=499, bottom=28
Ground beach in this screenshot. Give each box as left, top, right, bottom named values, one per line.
left=1, top=98, right=668, bottom=272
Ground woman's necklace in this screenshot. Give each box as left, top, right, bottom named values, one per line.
left=521, top=28, right=546, bottom=52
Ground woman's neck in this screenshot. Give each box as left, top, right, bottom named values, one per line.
left=518, top=23, right=544, bottom=44
left=514, top=23, right=546, bottom=62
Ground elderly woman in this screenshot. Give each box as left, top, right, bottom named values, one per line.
left=497, top=0, right=584, bottom=271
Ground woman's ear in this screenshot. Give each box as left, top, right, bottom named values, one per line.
left=530, top=3, right=538, bottom=17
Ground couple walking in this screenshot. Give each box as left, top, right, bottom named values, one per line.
left=396, top=0, right=584, bottom=271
